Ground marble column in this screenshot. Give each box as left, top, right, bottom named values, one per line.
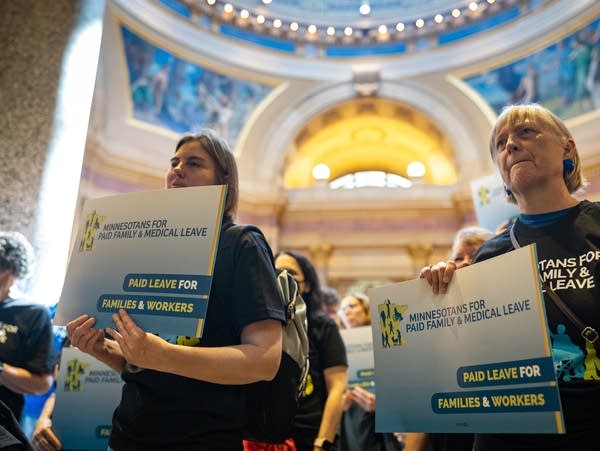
left=308, top=243, right=333, bottom=286
left=0, top=0, right=104, bottom=300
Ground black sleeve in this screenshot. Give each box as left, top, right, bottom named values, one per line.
left=320, top=318, right=348, bottom=369
left=23, top=306, right=56, bottom=374
left=230, top=228, right=287, bottom=335
left=472, top=230, right=514, bottom=264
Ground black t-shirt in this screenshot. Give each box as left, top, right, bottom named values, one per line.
left=292, top=312, right=348, bottom=451
left=471, top=200, right=600, bottom=451
left=0, top=298, right=56, bottom=420
left=109, top=223, right=286, bottom=451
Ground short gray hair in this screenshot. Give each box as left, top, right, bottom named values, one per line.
left=451, top=226, right=494, bottom=258
left=488, top=104, right=584, bottom=203
left=0, top=231, right=35, bottom=279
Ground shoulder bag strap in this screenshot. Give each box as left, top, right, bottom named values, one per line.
left=510, top=224, right=599, bottom=346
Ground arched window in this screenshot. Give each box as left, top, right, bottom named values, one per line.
left=329, top=171, right=412, bottom=189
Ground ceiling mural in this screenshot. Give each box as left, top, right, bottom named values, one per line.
left=122, top=25, right=274, bottom=145
left=463, top=18, right=600, bottom=119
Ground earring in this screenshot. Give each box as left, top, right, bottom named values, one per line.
left=563, top=158, right=574, bottom=174
left=504, top=185, right=512, bottom=196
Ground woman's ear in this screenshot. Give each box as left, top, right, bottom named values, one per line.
left=563, top=138, right=575, bottom=158
left=303, top=281, right=311, bottom=295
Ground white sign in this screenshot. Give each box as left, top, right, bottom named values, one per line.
left=340, top=326, right=375, bottom=393
left=55, top=185, right=226, bottom=337
left=53, top=347, right=123, bottom=450
left=368, top=246, right=564, bottom=434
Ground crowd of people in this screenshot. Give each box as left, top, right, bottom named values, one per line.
left=1, top=103, right=598, bottom=451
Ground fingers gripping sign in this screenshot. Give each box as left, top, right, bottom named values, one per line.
left=106, top=309, right=167, bottom=370
left=419, top=260, right=457, bottom=294
left=351, top=386, right=376, bottom=412
left=66, top=314, right=105, bottom=355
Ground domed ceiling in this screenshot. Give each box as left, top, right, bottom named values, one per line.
left=164, top=0, right=548, bottom=56
left=100, top=0, right=599, bottom=200
left=284, top=98, right=457, bottom=188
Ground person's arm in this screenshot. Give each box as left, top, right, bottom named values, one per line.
left=403, top=433, right=432, bottom=451
left=0, top=363, right=52, bottom=395
left=313, top=365, right=348, bottom=450
left=32, top=393, right=62, bottom=451
left=66, top=315, right=126, bottom=373
left=107, top=309, right=283, bottom=384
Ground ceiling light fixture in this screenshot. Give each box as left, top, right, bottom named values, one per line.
left=407, top=161, right=426, bottom=178
left=359, top=2, right=371, bottom=16
left=312, top=164, right=331, bottom=181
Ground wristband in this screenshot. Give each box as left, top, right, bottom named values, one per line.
left=313, top=437, right=333, bottom=450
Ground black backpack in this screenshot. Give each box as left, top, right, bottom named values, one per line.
left=221, top=224, right=309, bottom=443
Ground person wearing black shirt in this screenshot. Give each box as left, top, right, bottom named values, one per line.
left=275, top=251, right=348, bottom=451
left=421, top=104, right=599, bottom=451
left=66, top=130, right=285, bottom=451
left=0, top=231, right=55, bottom=422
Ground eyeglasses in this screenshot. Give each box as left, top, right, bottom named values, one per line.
left=340, top=302, right=361, bottom=313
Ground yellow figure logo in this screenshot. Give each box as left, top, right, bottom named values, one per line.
left=176, top=336, right=200, bottom=347
left=378, top=299, right=407, bottom=348
left=583, top=341, right=600, bottom=381
left=478, top=186, right=491, bottom=207
left=303, top=373, right=314, bottom=396
left=79, top=210, right=105, bottom=252
left=64, top=358, right=89, bottom=392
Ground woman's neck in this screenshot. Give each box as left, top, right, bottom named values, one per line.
left=513, top=187, right=578, bottom=215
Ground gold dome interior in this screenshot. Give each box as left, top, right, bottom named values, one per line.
left=283, top=98, right=458, bottom=188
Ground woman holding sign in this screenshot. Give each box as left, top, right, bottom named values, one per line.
left=421, top=104, right=599, bottom=451
left=66, top=129, right=286, bottom=451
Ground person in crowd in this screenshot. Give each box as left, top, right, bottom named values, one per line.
left=274, top=251, right=348, bottom=451
left=338, top=292, right=370, bottom=330
left=30, top=392, right=59, bottom=451
left=66, top=129, right=286, bottom=451
left=421, top=104, right=599, bottom=451
left=21, top=323, right=67, bottom=440
left=0, top=231, right=55, bottom=422
left=447, top=226, right=495, bottom=270
left=0, top=399, right=34, bottom=451
left=321, top=286, right=343, bottom=328
left=338, top=292, right=403, bottom=451
left=29, top=331, right=72, bottom=451
left=406, top=226, right=493, bottom=451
